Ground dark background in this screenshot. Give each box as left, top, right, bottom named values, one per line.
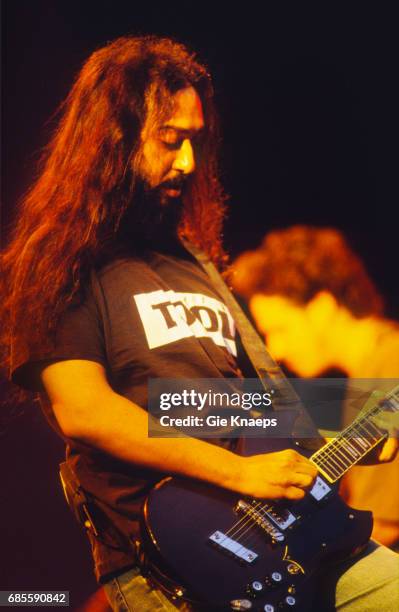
left=1, top=1, right=398, bottom=608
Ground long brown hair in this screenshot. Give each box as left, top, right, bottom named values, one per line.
left=1, top=36, right=228, bottom=378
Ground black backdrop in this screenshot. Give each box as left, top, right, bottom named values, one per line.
left=1, top=1, right=398, bottom=608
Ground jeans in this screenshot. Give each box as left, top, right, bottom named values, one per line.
left=103, top=541, right=399, bottom=611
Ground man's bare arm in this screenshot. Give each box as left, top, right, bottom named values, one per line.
left=41, top=359, right=317, bottom=500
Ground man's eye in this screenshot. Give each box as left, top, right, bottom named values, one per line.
left=159, top=129, right=181, bottom=145
left=161, top=139, right=182, bottom=150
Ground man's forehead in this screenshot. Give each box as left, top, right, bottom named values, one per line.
left=161, top=86, right=205, bottom=132
left=141, top=85, right=205, bottom=141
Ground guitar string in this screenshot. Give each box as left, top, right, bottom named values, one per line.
left=228, top=501, right=278, bottom=547
left=311, top=417, right=382, bottom=481
left=228, top=500, right=272, bottom=542
left=314, top=435, right=354, bottom=472
left=231, top=498, right=295, bottom=548
left=317, top=435, right=364, bottom=479
left=223, top=499, right=264, bottom=540
left=311, top=393, right=397, bottom=479
left=314, top=400, right=384, bottom=462
left=224, top=495, right=294, bottom=546
left=232, top=509, right=269, bottom=547
left=313, top=422, right=377, bottom=477
left=295, top=387, right=397, bottom=482
left=226, top=491, right=298, bottom=546
left=313, top=407, right=383, bottom=472
left=314, top=385, right=398, bottom=465
left=311, top=429, right=371, bottom=480
left=219, top=500, right=266, bottom=547
left=312, top=420, right=384, bottom=480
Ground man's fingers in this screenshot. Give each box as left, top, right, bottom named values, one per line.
left=289, top=472, right=316, bottom=489
left=269, top=471, right=316, bottom=491
left=373, top=411, right=399, bottom=436
left=284, top=486, right=306, bottom=500
left=373, top=414, right=391, bottom=430
left=269, top=485, right=306, bottom=500
left=378, top=437, right=399, bottom=462
left=293, top=462, right=319, bottom=478
left=281, top=449, right=318, bottom=475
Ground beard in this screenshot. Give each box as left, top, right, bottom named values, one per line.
left=117, top=175, right=189, bottom=253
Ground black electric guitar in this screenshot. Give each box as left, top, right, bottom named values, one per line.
left=141, top=386, right=399, bottom=611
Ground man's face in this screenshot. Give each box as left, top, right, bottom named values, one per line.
left=249, top=294, right=328, bottom=377
left=137, top=86, right=205, bottom=204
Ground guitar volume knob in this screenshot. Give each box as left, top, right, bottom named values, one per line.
left=247, top=580, right=265, bottom=596
left=277, top=595, right=297, bottom=608
left=265, top=571, right=283, bottom=587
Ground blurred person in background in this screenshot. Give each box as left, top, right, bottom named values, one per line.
left=233, top=225, right=399, bottom=549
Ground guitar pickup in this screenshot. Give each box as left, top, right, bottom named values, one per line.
left=209, top=530, right=258, bottom=564
left=263, top=506, right=297, bottom=531
left=236, top=500, right=288, bottom=540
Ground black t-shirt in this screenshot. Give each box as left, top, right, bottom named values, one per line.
left=12, top=248, right=241, bottom=581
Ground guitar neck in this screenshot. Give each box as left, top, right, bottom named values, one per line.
left=310, top=386, right=399, bottom=483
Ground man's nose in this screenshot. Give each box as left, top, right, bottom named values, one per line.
left=173, top=139, right=195, bottom=174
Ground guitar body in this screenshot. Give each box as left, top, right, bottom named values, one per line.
left=141, top=435, right=373, bottom=611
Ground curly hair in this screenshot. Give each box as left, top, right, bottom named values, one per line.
left=1, top=36, right=228, bottom=378
left=232, top=225, right=384, bottom=318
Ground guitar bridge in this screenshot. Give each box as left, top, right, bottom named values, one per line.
left=209, top=530, right=258, bottom=564
left=236, top=500, right=298, bottom=541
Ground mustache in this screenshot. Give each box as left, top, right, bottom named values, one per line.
left=159, top=176, right=188, bottom=190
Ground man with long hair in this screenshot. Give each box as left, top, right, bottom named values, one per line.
left=2, top=38, right=398, bottom=610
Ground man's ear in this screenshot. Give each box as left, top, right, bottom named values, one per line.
left=306, top=291, right=338, bottom=326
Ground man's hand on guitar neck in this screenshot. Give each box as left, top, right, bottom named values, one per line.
left=373, top=411, right=399, bottom=462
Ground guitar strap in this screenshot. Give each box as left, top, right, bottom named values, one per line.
left=183, top=240, right=321, bottom=444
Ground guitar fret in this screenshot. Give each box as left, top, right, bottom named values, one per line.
left=334, top=445, right=352, bottom=468
left=338, top=438, right=355, bottom=458
left=340, top=438, right=361, bottom=460
left=311, top=385, right=399, bottom=482
left=317, top=462, right=340, bottom=481
left=384, top=392, right=399, bottom=410
left=325, top=455, right=345, bottom=472
left=362, top=410, right=382, bottom=432
left=356, top=421, right=379, bottom=441
left=315, top=433, right=372, bottom=478
left=353, top=436, right=371, bottom=450
left=364, top=421, right=383, bottom=438
left=314, top=425, right=371, bottom=472
left=328, top=443, right=351, bottom=468
left=322, top=443, right=353, bottom=478
left=350, top=423, right=374, bottom=444
left=320, top=456, right=342, bottom=478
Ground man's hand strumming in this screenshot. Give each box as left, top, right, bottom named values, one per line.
left=233, top=449, right=318, bottom=500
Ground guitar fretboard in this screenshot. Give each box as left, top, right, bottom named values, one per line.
left=310, top=386, right=399, bottom=483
